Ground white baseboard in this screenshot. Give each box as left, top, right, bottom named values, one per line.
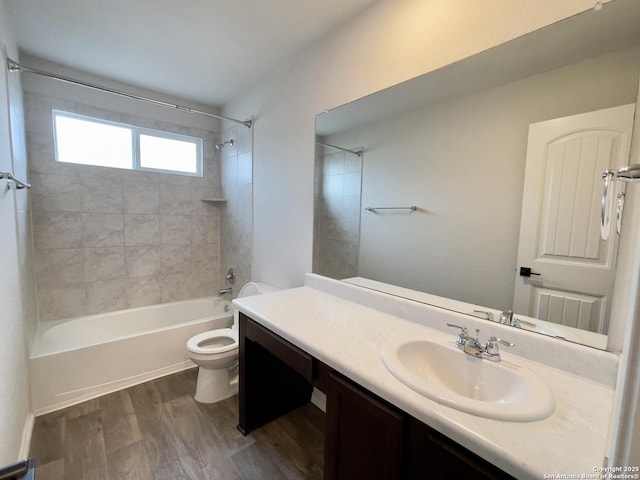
left=19, top=413, right=34, bottom=460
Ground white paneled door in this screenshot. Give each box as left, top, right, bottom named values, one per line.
left=513, top=104, right=635, bottom=334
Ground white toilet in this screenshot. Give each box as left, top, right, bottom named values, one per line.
left=186, top=281, right=277, bottom=403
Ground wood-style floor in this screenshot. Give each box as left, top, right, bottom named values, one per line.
left=30, top=368, right=325, bottom=480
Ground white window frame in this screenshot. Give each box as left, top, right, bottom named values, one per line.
left=52, top=109, right=204, bottom=177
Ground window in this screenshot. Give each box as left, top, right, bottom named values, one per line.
left=53, top=110, right=203, bottom=177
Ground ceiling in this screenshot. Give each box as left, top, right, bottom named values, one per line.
left=5, top=0, right=379, bottom=107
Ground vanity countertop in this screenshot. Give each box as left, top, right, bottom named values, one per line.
left=233, top=283, right=615, bottom=480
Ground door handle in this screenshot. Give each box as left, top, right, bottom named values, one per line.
left=519, top=267, right=541, bottom=277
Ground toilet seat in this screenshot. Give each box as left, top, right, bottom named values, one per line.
left=187, top=328, right=238, bottom=355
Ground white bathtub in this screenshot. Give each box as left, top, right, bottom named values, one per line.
left=30, top=297, right=233, bottom=414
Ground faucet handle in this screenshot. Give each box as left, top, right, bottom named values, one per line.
left=447, top=323, right=468, bottom=347
left=513, top=317, right=536, bottom=328
left=485, top=335, right=514, bottom=353
left=483, top=336, right=514, bottom=361
left=488, top=336, right=514, bottom=346
left=473, top=310, right=495, bottom=322
left=447, top=323, right=468, bottom=334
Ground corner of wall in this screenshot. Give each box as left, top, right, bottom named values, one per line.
left=0, top=1, right=35, bottom=465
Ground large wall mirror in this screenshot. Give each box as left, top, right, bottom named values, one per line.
left=313, top=0, right=640, bottom=350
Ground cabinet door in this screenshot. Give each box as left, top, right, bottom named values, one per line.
left=325, top=373, right=404, bottom=480
left=406, top=418, right=515, bottom=480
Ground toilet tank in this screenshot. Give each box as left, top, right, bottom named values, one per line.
left=238, top=281, right=278, bottom=298
left=232, top=282, right=279, bottom=328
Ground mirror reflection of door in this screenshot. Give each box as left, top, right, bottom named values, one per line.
left=513, top=104, right=635, bottom=334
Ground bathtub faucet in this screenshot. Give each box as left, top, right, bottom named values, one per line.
left=218, top=287, right=233, bottom=295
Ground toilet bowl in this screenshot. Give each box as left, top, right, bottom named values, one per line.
left=186, top=281, right=277, bottom=403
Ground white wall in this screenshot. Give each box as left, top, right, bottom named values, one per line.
left=222, top=0, right=606, bottom=289
left=0, top=2, right=35, bottom=464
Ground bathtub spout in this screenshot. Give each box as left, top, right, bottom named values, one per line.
left=218, top=287, right=233, bottom=295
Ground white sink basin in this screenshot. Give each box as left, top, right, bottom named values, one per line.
left=382, top=338, right=555, bottom=421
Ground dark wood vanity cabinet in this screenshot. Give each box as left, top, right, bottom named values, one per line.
left=237, top=313, right=314, bottom=435
left=238, top=313, right=515, bottom=480
left=325, top=372, right=404, bottom=480
left=325, top=371, right=514, bottom=480
left=405, top=418, right=514, bottom=480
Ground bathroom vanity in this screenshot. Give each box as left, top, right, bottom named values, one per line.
left=233, top=275, right=617, bottom=480
left=238, top=313, right=514, bottom=479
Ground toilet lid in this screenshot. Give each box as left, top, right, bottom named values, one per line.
left=187, top=328, right=238, bottom=354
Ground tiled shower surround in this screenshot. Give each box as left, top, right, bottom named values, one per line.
left=219, top=123, right=253, bottom=293
left=313, top=146, right=362, bottom=279
left=25, top=92, right=225, bottom=322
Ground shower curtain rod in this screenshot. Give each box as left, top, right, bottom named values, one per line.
left=317, top=142, right=362, bottom=157
left=7, top=59, right=252, bottom=128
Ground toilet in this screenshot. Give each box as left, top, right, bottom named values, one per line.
left=186, top=281, right=277, bottom=403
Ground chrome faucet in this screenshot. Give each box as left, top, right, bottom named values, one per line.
left=499, top=310, right=514, bottom=325
left=447, top=323, right=513, bottom=362
left=219, top=267, right=236, bottom=296
left=499, top=310, right=536, bottom=329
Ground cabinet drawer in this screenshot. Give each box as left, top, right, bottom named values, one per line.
left=246, top=319, right=314, bottom=382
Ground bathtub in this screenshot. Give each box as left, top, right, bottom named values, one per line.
left=30, top=296, right=233, bottom=415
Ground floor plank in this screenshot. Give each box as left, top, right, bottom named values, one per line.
left=63, top=410, right=109, bottom=480
left=33, top=458, right=64, bottom=480
left=30, top=412, right=65, bottom=465
left=128, top=381, right=190, bottom=477
left=230, top=442, right=299, bottom=480
left=30, top=369, right=325, bottom=480
left=127, top=380, right=168, bottom=437
left=164, top=395, right=239, bottom=479
left=252, top=406, right=325, bottom=480
left=152, top=368, right=198, bottom=402
left=105, top=440, right=153, bottom=480
left=64, top=397, right=101, bottom=420
left=195, top=396, right=256, bottom=457
left=100, top=390, right=142, bottom=454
